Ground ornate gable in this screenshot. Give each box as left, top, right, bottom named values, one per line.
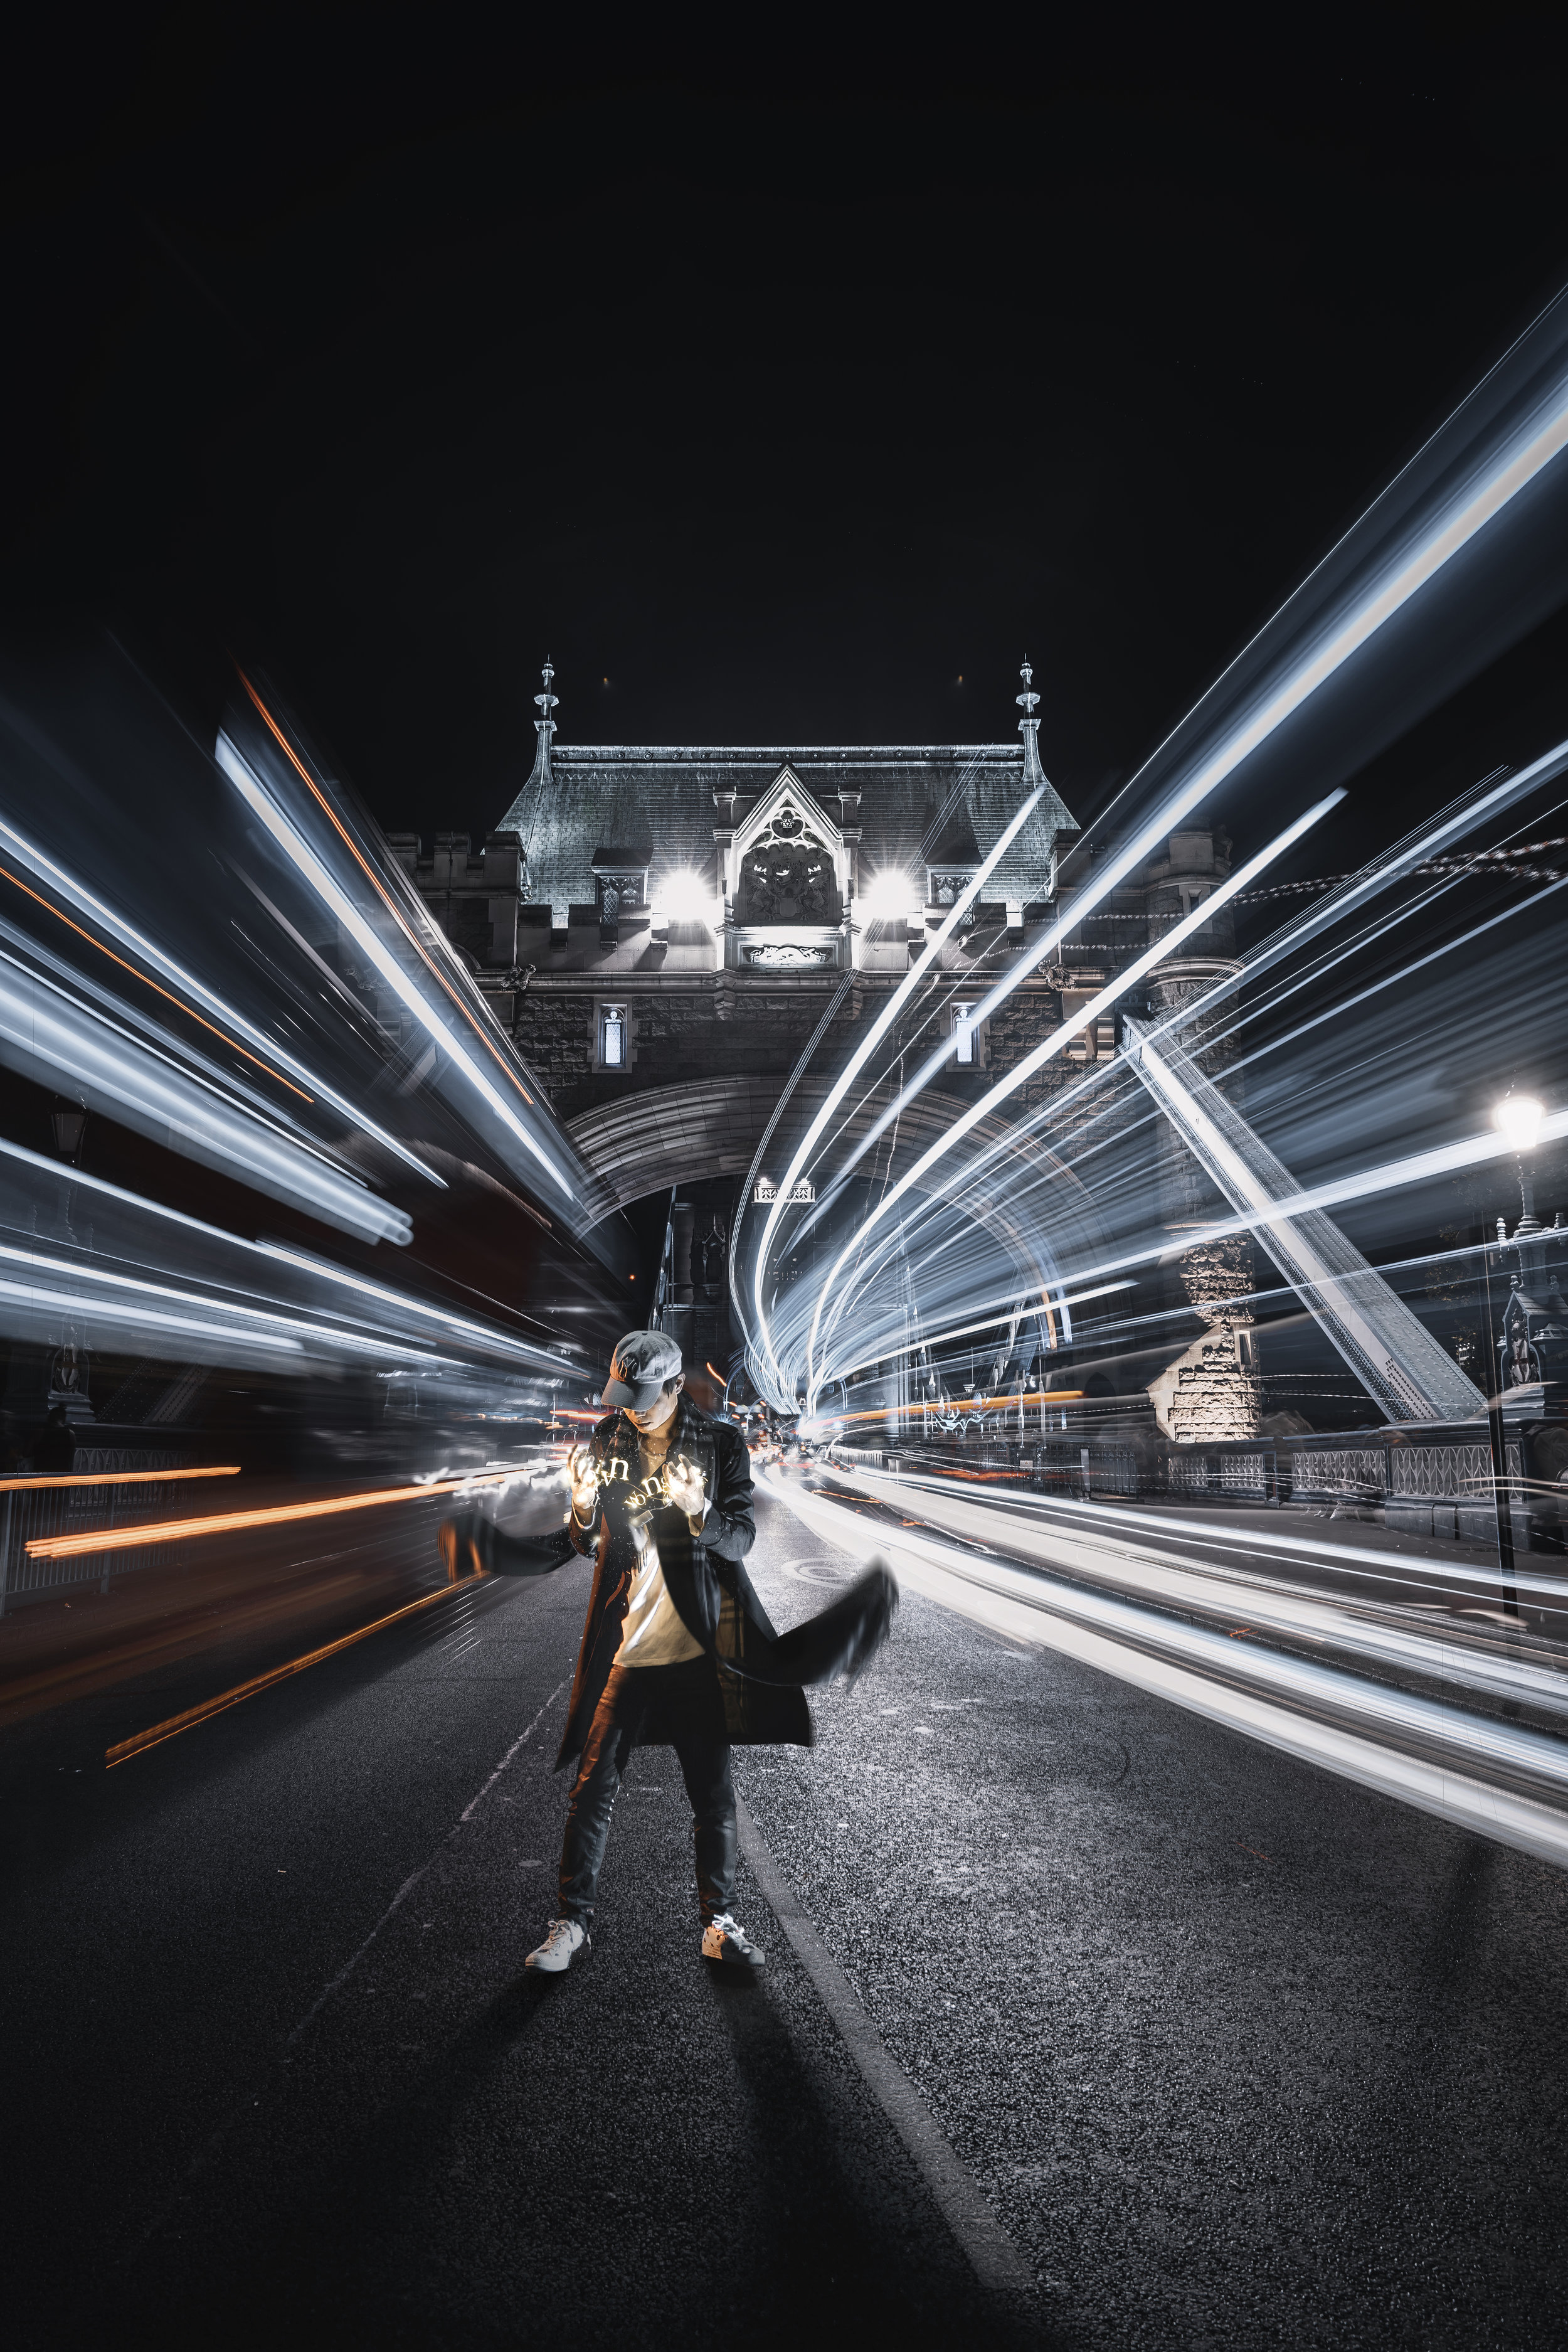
left=726, top=768, right=849, bottom=922
left=722, top=767, right=850, bottom=969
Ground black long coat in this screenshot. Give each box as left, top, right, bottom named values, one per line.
left=557, top=1396, right=812, bottom=1768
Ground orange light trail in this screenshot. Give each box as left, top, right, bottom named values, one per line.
left=105, top=1567, right=486, bottom=1767
left=0, top=1465, right=240, bottom=1494
left=0, top=859, right=312, bottom=1101
left=238, top=673, right=535, bottom=1107
left=25, top=1471, right=520, bottom=1562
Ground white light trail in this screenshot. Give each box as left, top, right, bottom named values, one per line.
left=1205, top=1104, right=1568, bottom=1235
left=1125, top=1019, right=1485, bottom=1422
left=927, top=748, right=1568, bottom=1252
left=814, top=392, right=1568, bottom=1225
left=1127, top=732, right=1568, bottom=1070
left=0, top=810, right=442, bottom=1188
left=0, top=950, right=413, bottom=1247
left=768, top=352, right=1568, bottom=1408
left=764, top=1471, right=1568, bottom=1869
left=0, top=1136, right=581, bottom=1380
left=748, top=784, right=1047, bottom=1398
left=217, top=733, right=578, bottom=1202
left=801, top=793, right=1342, bottom=1405
left=914, top=1098, right=1568, bottom=1320
left=849, top=1463, right=1568, bottom=1711
left=821, top=1281, right=1136, bottom=1386
left=251, top=1239, right=578, bottom=1371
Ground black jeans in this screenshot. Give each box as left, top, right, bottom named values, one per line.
left=559, top=1661, right=736, bottom=1927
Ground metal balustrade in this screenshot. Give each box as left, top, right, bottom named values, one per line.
left=0, top=1460, right=200, bottom=1612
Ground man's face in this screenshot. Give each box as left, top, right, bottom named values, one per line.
left=623, top=1373, right=683, bottom=1434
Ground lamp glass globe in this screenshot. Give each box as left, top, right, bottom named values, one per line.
left=1494, top=1095, right=1544, bottom=1151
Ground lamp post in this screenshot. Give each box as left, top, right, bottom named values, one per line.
left=1484, top=1092, right=1544, bottom=1631
left=1495, top=1090, right=1545, bottom=1239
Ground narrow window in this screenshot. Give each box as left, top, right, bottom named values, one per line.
left=599, top=1002, right=628, bottom=1069
left=953, top=1005, right=975, bottom=1065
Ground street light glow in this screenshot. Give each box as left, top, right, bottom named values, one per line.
left=1495, top=1094, right=1545, bottom=1151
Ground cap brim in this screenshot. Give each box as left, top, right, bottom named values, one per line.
left=600, top=1376, right=664, bottom=1412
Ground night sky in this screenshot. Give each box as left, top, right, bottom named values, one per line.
left=7, top=23, right=1568, bottom=858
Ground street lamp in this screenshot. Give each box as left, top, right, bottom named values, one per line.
left=1494, top=1092, right=1545, bottom=1232
left=49, top=1099, right=88, bottom=1166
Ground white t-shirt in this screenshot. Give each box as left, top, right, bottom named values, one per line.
left=613, top=1424, right=702, bottom=1668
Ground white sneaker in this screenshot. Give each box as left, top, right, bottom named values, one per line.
left=525, top=1917, right=589, bottom=1973
left=701, top=1913, right=765, bottom=1969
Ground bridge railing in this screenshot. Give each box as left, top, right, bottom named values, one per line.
left=0, top=1455, right=203, bottom=1612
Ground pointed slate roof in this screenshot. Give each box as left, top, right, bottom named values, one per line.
left=497, top=737, right=1077, bottom=918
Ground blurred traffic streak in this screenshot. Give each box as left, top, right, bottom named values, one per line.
left=706, top=282, right=1568, bottom=1866
left=728, top=283, right=1568, bottom=1456
left=25, top=1470, right=527, bottom=1560
left=768, top=1457, right=1568, bottom=1865
left=0, top=1452, right=571, bottom=1735
left=0, top=633, right=630, bottom=1719
left=215, top=674, right=606, bottom=1228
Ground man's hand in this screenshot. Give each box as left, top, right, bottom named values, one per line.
left=665, top=1453, right=706, bottom=1519
left=568, top=1447, right=600, bottom=1522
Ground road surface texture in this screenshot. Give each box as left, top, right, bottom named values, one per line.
left=4, top=1485, right=1565, bottom=2349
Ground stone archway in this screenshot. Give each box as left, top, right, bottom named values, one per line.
left=565, top=1072, right=1106, bottom=1287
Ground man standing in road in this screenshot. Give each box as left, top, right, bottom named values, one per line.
left=445, top=1330, right=895, bottom=1979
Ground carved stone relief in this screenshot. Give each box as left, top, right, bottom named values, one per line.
left=738, top=806, right=838, bottom=923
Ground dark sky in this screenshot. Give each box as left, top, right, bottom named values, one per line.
left=6, top=18, right=1568, bottom=854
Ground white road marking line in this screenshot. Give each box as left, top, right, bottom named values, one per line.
left=734, top=1793, right=1036, bottom=2317
left=287, top=1676, right=566, bottom=2047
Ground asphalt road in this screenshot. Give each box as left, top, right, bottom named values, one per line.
left=4, top=1487, right=1566, bottom=2349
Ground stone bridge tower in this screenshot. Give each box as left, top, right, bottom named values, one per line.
left=389, top=663, right=1254, bottom=1430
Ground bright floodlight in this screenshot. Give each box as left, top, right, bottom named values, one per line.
left=656, top=868, right=714, bottom=925
left=1495, top=1094, right=1545, bottom=1151
left=859, top=870, right=916, bottom=922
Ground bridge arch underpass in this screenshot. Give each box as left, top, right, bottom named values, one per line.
left=564, top=1073, right=1111, bottom=1412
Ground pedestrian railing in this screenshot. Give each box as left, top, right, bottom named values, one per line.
left=0, top=1461, right=237, bottom=1612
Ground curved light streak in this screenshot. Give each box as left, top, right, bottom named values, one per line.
left=237, top=671, right=548, bottom=1109
left=1128, top=732, right=1568, bottom=1068
left=0, top=1137, right=582, bottom=1380
left=218, top=732, right=578, bottom=1204
left=766, top=1469, right=1568, bottom=1869
left=810, top=400, right=1568, bottom=1230
left=0, top=952, right=413, bottom=1247
left=820, top=1280, right=1138, bottom=1388
left=0, top=810, right=441, bottom=1188
left=0, top=853, right=310, bottom=1099
left=802, top=794, right=1342, bottom=1405
left=770, top=349, right=1568, bottom=1409
left=747, top=784, right=1047, bottom=1397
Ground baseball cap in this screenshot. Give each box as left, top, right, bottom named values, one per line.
left=600, top=1328, right=684, bottom=1412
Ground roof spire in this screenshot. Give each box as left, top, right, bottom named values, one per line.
left=509, top=662, right=558, bottom=895
left=529, top=657, right=558, bottom=785
left=1016, top=654, right=1044, bottom=785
